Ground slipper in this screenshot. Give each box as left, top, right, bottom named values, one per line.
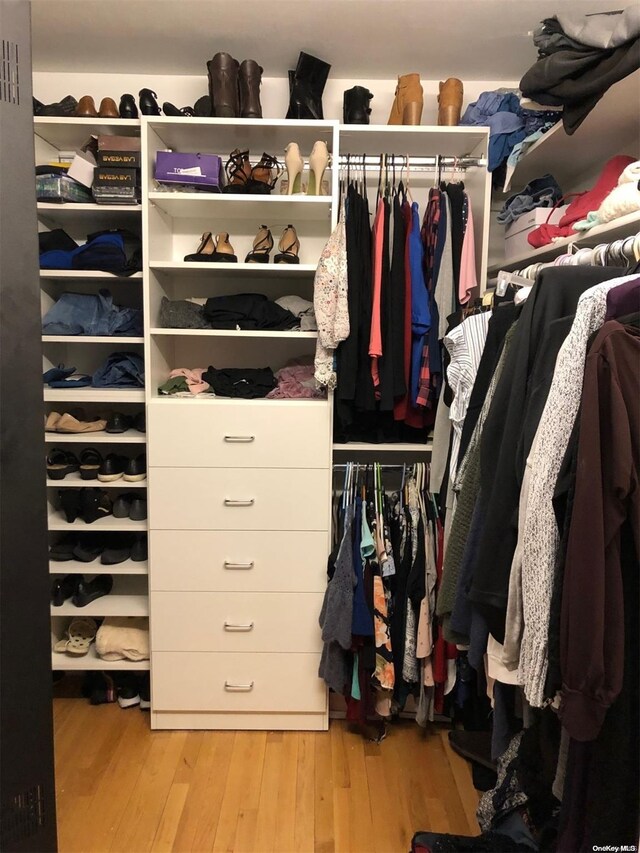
left=47, top=449, right=80, bottom=480
left=72, top=533, right=105, bottom=563
left=57, top=413, right=107, bottom=434
left=73, top=574, right=113, bottom=606
left=101, top=533, right=133, bottom=565
left=53, top=617, right=98, bottom=656
left=79, top=449, right=103, bottom=480
left=45, top=411, right=62, bottom=432
left=49, top=533, right=79, bottom=561
left=43, top=364, right=76, bottom=384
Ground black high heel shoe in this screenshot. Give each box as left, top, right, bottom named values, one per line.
left=274, top=225, right=301, bottom=265
left=119, top=94, right=138, bottom=119
left=59, top=489, right=82, bottom=523
left=245, top=226, right=274, bottom=263
left=162, top=102, right=196, bottom=117
left=184, top=232, right=238, bottom=263
left=223, top=149, right=252, bottom=194
left=245, top=153, right=281, bottom=195
left=138, top=88, right=161, bottom=116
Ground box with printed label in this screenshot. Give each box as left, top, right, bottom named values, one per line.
left=96, top=150, right=142, bottom=168
left=155, top=151, right=224, bottom=191
left=93, top=167, right=140, bottom=187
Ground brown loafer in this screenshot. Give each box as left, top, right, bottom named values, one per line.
left=98, top=97, right=119, bottom=118
left=75, top=95, right=98, bottom=117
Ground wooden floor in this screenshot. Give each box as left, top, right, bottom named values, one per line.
left=53, top=698, right=479, bottom=853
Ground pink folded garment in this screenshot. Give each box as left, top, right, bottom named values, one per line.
left=528, top=154, right=635, bottom=248
left=169, top=367, right=210, bottom=395
left=266, top=362, right=326, bottom=399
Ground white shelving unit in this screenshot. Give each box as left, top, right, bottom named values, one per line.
left=37, top=117, right=149, bottom=679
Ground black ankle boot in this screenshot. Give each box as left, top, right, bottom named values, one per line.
left=138, top=88, right=161, bottom=116
left=207, top=52, right=239, bottom=118
left=239, top=59, right=263, bottom=119
left=163, top=102, right=195, bottom=117
left=343, top=86, right=373, bottom=124
left=193, top=94, right=213, bottom=117
left=119, top=94, right=138, bottom=118
left=286, top=52, right=331, bottom=120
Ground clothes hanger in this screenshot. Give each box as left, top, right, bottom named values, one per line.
left=404, top=154, right=414, bottom=204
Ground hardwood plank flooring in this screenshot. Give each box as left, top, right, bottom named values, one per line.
left=53, top=700, right=479, bottom=853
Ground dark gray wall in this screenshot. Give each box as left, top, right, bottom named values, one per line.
left=0, top=1, right=58, bottom=849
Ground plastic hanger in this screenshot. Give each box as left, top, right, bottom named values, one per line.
left=404, top=154, right=414, bottom=204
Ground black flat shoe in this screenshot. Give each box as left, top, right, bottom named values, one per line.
left=51, top=574, right=82, bottom=606
left=133, top=412, right=146, bottom=434
left=113, top=494, right=133, bottom=518
left=129, top=497, right=147, bottom=521
left=105, top=412, right=133, bottom=434
left=101, top=533, right=134, bottom=565
left=138, top=88, right=161, bottom=116
left=59, top=489, right=82, bottom=523
left=72, top=533, right=106, bottom=563
left=98, top=454, right=127, bottom=483
left=72, top=574, right=113, bottom=607
left=47, top=449, right=79, bottom=480
left=80, top=489, right=112, bottom=525
left=79, top=448, right=103, bottom=481
left=162, top=102, right=195, bottom=117
left=49, top=534, right=79, bottom=562
left=123, top=454, right=146, bottom=482
left=119, top=93, right=139, bottom=119
left=34, top=94, right=78, bottom=117
left=130, top=533, right=148, bottom=562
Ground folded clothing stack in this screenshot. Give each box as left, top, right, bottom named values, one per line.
left=42, top=289, right=143, bottom=336
left=574, top=160, right=640, bottom=231
left=158, top=361, right=325, bottom=400
left=43, top=353, right=145, bottom=389
left=266, top=358, right=326, bottom=399
left=39, top=228, right=142, bottom=276
left=202, top=366, right=277, bottom=399
left=95, top=616, right=149, bottom=661
left=522, top=7, right=640, bottom=134
left=159, top=293, right=316, bottom=331
left=497, top=174, right=563, bottom=225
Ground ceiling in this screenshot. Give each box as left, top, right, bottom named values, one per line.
left=30, top=0, right=628, bottom=79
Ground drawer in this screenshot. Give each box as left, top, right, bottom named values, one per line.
left=152, top=652, right=326, bottom=713
left=150, top=530, right=328, bottom=592
left=148, top=400, right=330, bottom=469
left=149, top=467, right=329, bottom=531
left=151, top=592, right=324, bottom=653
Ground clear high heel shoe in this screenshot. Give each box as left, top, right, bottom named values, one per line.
left=284, top=142, right=305, bottom=195
left=274, top=225, right=300, bottom=265
left=245, top=225, right=274, bottom=263
left=307, top=140, right=329, bottom=196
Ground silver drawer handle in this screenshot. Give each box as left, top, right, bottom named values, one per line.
left=224, top=499, right=255, bottom=507
left=224, top=435, right=255, bottom=443
left=224, top=621, right=254, bottom=632
left=224, top=561, right=254, bottom=570
left=224, top=681, right=254, bottom=692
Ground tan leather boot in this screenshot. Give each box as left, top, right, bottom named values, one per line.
left=388, top=73, right=423, bottom=125
left=438, top=78, right=464, bottom=126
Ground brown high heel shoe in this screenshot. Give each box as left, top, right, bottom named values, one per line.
left=184, top=232, right=237, bottom=263
left=245, top=225, right=274, bottom=263
left=245, top=153, right=282, bottom=195
left=75, top=95, right=98, bottom=117
left=98, top=97, right=119, bottom=118
left=438, top=78, right=464, bottom=126
left=274, top=225, right=300, bottom=265
left=387, top=73, right=423, bottom=125
left=223, top=148, right=252, bottom=194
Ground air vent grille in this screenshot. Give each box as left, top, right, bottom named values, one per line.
left=1, top=39, right=20, bottom=105
left=1, top=785, right=46, bottom=846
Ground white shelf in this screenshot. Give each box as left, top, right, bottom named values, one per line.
left=333, top=442, right=433, bottom=454
left=488, top=210, right=640, bottom=274
left=338, top=124, right=489, bottom=158
left=48, top=511, right=147, bottom=532
left=44, top=388, right=145, bottom=403
left=45, top=430, right=146, bottom=444
left=50, top=559, right=148, bottom=576
left=148, top=191, right=332, bottom=220
left=150, top=327, right=317, bottom=339
left=48, top=474, right=146, bottom=489
left=37, top=202, right=141, bottom=230
left=50, top=576, right=148, bottom=617
left=150, top=261, right=317, bottom=276
left=51, top=646, right=149, bottom=671
left=34, top=116, right=141, bottom=149
left=40, top=270, right=143, bottom=280
left=42, top=335, right=144, bottom=344
left=37, top=202, right=140, bottom=214
left=147, top=116, right=336, bottom=154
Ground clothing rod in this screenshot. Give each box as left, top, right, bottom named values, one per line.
left=333, top=464, right=423, bottom=470
left=337, top=155, right=486, bottom=168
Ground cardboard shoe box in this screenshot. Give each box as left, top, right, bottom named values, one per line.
left=155, top=151, right=224, bottom=191
left=96, top=134, right=142, bottom=168
left=504, top=205, right=570, bottom=259
left=93, top=167, right=140, bottom=187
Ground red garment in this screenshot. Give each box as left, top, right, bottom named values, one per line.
left=369, top=199, right=385, bottom=395
left=394, top=200, right=414, bottom=422
left=528, top=154, right=635, bottom=247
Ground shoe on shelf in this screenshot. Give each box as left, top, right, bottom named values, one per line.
left=193, top=94, right=213, bottom=117
left=438, top=78, right=464, bottom=126
left=105, top=412, right=133, bottom=434
left=343, top=86, right=373, bottom=124
left=284, top=143, right=305, bottom=195
left=115, top=673, right=141, bottom=709
left=119, top=94, right=138, bottom=119
left=239, top=59, right=263, bottom=119
left=133, top=412, right=146, bottom=434
left=222, top=149, right=252, bottom=194
left=49, top=533, right=80, bottom=562
left=47, top=449, right=79, bottom=481
left=72, top=533, right=106, bottom=563
left=34, top=94, right=78, bottom=117
left=138, top=88, right=161, bottom=116
left=80, top=489, right=113, bottom=525
left=184, top=232, right=238, bottom=263
left=79, top=448, right=103, bottom=481
left=113, top=494, right=133, bottom=519
left=98, top=453, right=127, bottom=483
left=59, top=489, right=82, bottom=523
left=139, top=672, right=151, bottom=710
left=51, top=574, right=81, bottom=606
left=274, top=225, right=301, bottom=265
left=246, top=153, right=281, bottom=195
left=388, top=73, right=423, bottom=125
left=286, top=52, right=331, bottom=120
left=98, top=97, right=119, bottom=118
left=129, top=497, right=147, bottom=521
left=123, top=454, right=147, bottom=482
left=45, top=412, right=62, bottom=432
left=307, top=140, right=329, bottom=195
left=207, top=52, right=240, bottom=118
left=101, top=533, right=134, bottom=565
left=130, top=533, right=148, bottom=563
left=75, top=95, right=98, bottom=117
left=53, top=616, right=97, bottom=656
left=72, top=573, right=113, bottom=607
left=245, top=225, right=274, bottom=263
left=56, top=411, right=107, bottom=434
left=162, top=102, right=195, bottom=117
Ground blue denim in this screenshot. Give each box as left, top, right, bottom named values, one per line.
left=497, top=174, right=564, bottom=224
left=92, top=352, right=144, bottom=388
left=42, top=289, right=143, bottom=336
left=40, top=232, right=127, bottom=273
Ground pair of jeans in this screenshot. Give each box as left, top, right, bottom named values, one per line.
left=42, top=289, right=143, bottom=336
left=92, top=352, right=145, bottom=388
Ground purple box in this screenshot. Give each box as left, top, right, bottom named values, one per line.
left=155, top=151, right=224, bottom=191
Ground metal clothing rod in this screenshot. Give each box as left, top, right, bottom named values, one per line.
left=333, top=464, right=413, bottom=470
left=337, top=154, right=486, bottom=169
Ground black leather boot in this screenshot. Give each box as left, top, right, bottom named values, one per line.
left=193, top=94, right=213, bottom=117
left=239, top=59, right=263, bottom=119
left=286, top=52, right=331, bottom=120
left=207, top=52, right=239, bottom=118
left=119, top=94, right=138, bottom=119
left=138, top=88, right=161, bottom=116
left=343, top=86, right=373, bottom=124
